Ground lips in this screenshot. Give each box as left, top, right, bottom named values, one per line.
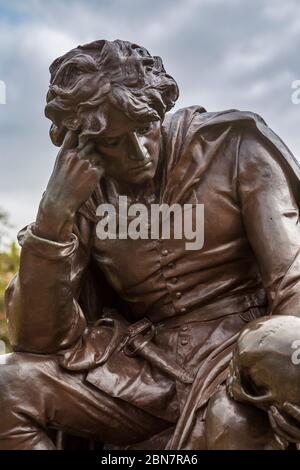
left=130, top=161, right=153, bottom=171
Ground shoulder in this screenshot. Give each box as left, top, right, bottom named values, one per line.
left=162, top=106, right=269, bottom=145
left=194, top=109, right=297, bottom=179
left=235, top=120, right=299, bottom=201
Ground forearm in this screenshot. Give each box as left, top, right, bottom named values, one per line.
left=5, top=224, right=87, bottom=353
left=5, top=129, right=103, bottom=353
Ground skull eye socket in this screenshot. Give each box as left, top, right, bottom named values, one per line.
left=240, top=369, right=269, bottom=398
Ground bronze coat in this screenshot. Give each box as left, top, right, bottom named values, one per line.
left=5, top=106, right=300, bottom=447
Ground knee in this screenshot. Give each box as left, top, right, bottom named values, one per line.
left=0, top=352, right=54, bottom=410
left=0, top=353, right=34, bottom=404
left=205, top=388, right=283, bottom=450
left=0, top=354, right=23, bottom=411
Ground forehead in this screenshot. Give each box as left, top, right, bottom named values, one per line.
left=101, top=105, right=159, bottom=137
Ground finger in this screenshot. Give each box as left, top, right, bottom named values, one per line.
left=77, top=142, right=96, bottom=159
left=268, top=410, right=291, bottom=444
left=53, top=131, right=79, bottom=170
left=88, top=164, right=104, bottom=180
left=58, top=130, right=79, bottom=157
left=274, top=434, right=289, bottom=450
left=271, top=406, right=300, bottom=441
left=78, top=142, right=103, bottom=168
left=270, top=406, right=300, bottom=443
left=283, top=403, right=300, bottom=422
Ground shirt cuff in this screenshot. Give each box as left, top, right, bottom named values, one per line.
left=17, top=223, right=79, bottom=259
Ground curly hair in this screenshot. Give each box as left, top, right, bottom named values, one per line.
left=45, top=39, right=179, bottom=147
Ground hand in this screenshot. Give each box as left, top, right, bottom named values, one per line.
left=268, top=403, right=300, bottom=444
left=35, top=131, right=103, bottom=241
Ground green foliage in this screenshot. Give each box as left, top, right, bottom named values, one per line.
left=0, top=242, right=19, bottom=311
left=0, top=209, right=19, bottom=352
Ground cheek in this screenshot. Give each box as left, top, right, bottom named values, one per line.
left=144, top=133, right=160, bottom=160
left=105, top=158, right=128, bottom=177
left=97, top=148, right=128, bottom=174
left=149, top=144, right=160, bottom=171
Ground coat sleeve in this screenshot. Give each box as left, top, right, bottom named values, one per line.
left=237, top=127, right=300, bottom=316
left=4, top=212, right=94, bottom=354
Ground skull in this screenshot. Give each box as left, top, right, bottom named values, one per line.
left=227, top=315, right=300, bottom=411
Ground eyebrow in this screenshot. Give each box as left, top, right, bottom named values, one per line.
left=98, top=122, right=156, bottom=140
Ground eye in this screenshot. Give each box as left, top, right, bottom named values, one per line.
left=136, top=124, right=152, bottom=135
left=100, top=136, right=122, bottom=147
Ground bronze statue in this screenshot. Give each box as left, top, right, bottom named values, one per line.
left=1, top=39, right=300, bottom=450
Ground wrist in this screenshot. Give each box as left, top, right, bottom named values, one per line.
left=35, top=200, right=75, bottom=242
left=20, top=223, right=79, bottom=260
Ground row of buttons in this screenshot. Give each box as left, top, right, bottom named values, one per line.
left=161, top=248, right=182, bottom=297
left=180, top=325, right=189, bottom=346
left=158, top=241, right=188, bottom=316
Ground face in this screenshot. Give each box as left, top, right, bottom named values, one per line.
left=93, top=106, right=161, bottom=187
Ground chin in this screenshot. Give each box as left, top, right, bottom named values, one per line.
left=129, top=170, right=155, bottom=186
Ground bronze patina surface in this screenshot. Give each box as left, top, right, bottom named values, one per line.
left=1, top=39, right=300, bottom=450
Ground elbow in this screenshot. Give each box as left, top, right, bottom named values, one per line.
left=4, top=274, right=59, bottom=354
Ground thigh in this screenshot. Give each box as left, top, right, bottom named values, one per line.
left=205, top=387, right=286, bottom=450
left=0, top=352, right=169, bottom=447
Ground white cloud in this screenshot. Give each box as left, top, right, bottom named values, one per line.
left=0, top=0, right=299, bottom=238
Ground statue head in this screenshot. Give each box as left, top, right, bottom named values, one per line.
left=227, top=315, right=300, bottom=411
left=45, top=40, right=179, bottom=186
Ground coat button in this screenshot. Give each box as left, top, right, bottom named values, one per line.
left=162, top=249, right=169, bottom=256
left=176, top=292, right=182, bottom=299
left=168, top=262, right=175, bottom=269
left=171, top=277, right=178, bottom=284
left=180, top=307, right=187, bottom=314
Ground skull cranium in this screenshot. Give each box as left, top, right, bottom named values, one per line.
left=227, top=315, right=300, bottom=411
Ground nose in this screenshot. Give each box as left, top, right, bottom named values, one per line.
left=128, top=132, right=149, bottom=161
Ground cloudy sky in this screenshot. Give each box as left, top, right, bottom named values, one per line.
left=0, top=0, right=300, bottom=240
